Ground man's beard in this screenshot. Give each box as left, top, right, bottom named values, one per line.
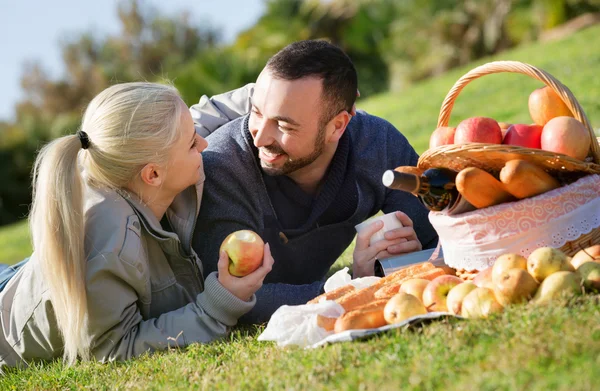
left=260, top=124, right=326, bottom=176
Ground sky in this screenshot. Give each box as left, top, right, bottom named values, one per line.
left=0, top=0, right=265, bottom=121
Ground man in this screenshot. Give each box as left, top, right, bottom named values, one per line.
left=190, top=40, right=438, bottom=323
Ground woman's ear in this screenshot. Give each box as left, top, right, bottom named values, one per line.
left=139, top=163, right=163, bottom=187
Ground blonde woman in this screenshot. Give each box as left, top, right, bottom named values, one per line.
left=0, top=82, right=273, bottom=369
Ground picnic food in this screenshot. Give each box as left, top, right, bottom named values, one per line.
left=570, top=245, right=600, bottom=269
left=454, top=117, right=502, bottom=144
left=528, top=86, right=574, bottom=126
left=541, top=116, right=591, bottom=161
left=527, top=247, right=572, bottom=283
left=429, top=126, right=456, bottom=149
left=446, top=282, right=477, bottom=315
left=576, top=262, right=600, bottom=291
left=502, top=124, right=543, bottom=148
left=491, top=253, right=528, bottom=285
left=383, top=293, right=427, bottom=324
left=499, top=160, right=560, bottom=199
left=398, top=278, right=431, bottom=303
left=493, top=269, right=539, bottom=306
left=374, top=267, right=446, bottom=299
left=333, top=300, right=388, bottom=333
left=530, top=271, right=581, bottom=305
left=455, top=167, right=514, bottom=208
left=421, top=275, right=463, bottom=312
left=220, top=230, right=264, bottom=277
left=307, top=284, right=356, bottom=304
left=472, top=267, right=494, bottom=289
left=461, top=287, right=503, bottom=318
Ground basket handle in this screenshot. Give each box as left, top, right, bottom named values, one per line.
left=437, top=61, right=600, bottom=164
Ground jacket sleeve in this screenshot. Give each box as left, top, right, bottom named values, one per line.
left=85, top=252, right=255, bottom=362
left=189, top=84, right=254, bottom=137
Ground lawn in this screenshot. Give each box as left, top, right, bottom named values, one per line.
left=1, top=24, right=600, bottom=390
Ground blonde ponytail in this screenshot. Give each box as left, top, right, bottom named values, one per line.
left=29, top=82, right=184, bottom=364
left=30, top=135, right=90, bottom=364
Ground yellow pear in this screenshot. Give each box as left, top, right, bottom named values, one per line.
left=493, top=269, right=539, bottom=306
left=399, top=278, right=430, bottom=303
left=576, top=262, right=600, bottom=292
left=492, top=253, right=528, bottom=285
left=530, top=271, right=582, bottom=305
left=527, top=247, right=569, bottom=282
left=446, top=282, right=477, bottom=315
left=461, top=287, right=504, bottom=319
left=384, top=292, right=428, bottom=324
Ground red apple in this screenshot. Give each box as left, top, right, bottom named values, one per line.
left=528, top=86, right=574, bottom=126
left=422, top=275, right=463, bottom=312
left=429, top=126, right=456, bottom=149
left=454, top=117, right=503, bottom=145
left=502, top=124, right=543, bottom=149
left=541, top=116, right=590, bottom=161
left=220, top=230, right=265, bottom=277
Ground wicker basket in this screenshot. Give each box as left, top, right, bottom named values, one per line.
left=417, top=61, right=600, bottom=265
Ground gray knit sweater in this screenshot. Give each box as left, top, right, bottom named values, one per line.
left=193, top=112, right=438, bottom=323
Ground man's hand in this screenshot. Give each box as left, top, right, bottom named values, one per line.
left=380, top=211, right=422, bottom=257
left=218, top=243, right=274, bottom=301
left=352, top=211, right=422, bottom=277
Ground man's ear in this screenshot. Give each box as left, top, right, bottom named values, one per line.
left=326, top=110, right=352, bottom=143
left=139, top=163, right=163, bottom=187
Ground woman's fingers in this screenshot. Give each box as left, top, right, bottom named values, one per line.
left=355, top=220, right=383, bottom=250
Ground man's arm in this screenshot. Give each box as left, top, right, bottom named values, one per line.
left=189, top=84, right=254, bottom=136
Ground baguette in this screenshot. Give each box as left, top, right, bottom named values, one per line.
left=372, top=261, right=436, bottom=289
left=333, top=301, right=388, bottom=333
left=499, top=159, right=560, bottom=199
left=335, top=285, right=379, bottom=312
left=456, top=167, right=515, bottom=209
left=316, top=299, right=389, bottom=331
left=374, top=267, right=446, bottom=299
left=307, top=284, right=356, bottom=304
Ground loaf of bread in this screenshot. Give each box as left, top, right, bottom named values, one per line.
left=456, top=167, right=515, bottom=208
left=333, top=300, right=388, bottom=333
left=372, top=261, right=436, bottom=289
left=374, top=267, right=446, bottom=299
left=499, top=159, right=560, bottom=199
left=307, top=284, right=356, bottom=304
left=335, top=285, right=379, bottom=312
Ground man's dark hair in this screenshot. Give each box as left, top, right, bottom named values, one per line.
left=266, top=39, right=358, bottom=125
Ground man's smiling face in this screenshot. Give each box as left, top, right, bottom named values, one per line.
left=248, top=69, right=328, bottom=176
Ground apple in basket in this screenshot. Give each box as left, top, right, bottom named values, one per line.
left=541, top=116, right=590, bottom=161
left=220, top=230, right=264, bottom=277
left=422, top=275, right=463, bottom=312
left=528, top=86, right=574, bottom=126
left=502, top=124, right=543, bottom=149
left=429, top=126, right=456, bottom=149
left=454, top=117, right=503, bottom=145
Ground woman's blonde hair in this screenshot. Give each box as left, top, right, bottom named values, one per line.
left=29, top=82, right=184, bottom=364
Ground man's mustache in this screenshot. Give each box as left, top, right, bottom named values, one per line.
left=261, top=144, right=285, bottom=155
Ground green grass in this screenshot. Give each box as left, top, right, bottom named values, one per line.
left=0, top=220, right=30, bottom=265
left=1, top=25, right=600, bottom=389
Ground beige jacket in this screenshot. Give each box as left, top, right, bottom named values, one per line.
left=0, top=175, right=255, bottom=369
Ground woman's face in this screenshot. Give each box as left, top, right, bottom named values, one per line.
left=162, top=106, right=208, bottom=194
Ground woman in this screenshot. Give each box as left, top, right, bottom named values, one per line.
left=0, top=82, right=273, bottom=369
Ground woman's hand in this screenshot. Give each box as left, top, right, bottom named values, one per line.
left=217, top=243, right=274, bottom=301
